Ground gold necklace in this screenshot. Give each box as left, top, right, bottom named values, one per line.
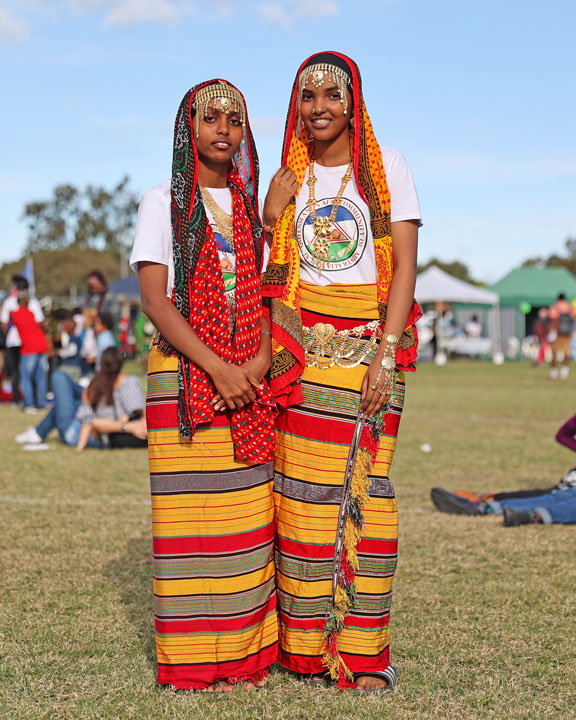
left=306, top=159, right=353, bottom=274
left=199, top=187, right=235, bottom=249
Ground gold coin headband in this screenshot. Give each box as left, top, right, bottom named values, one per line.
left=297, top=63, right=350, bottom=115
left=192, top=82, right=247, bottom=137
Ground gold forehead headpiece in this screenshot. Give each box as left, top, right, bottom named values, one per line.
left=297, top=63, right=350, bottom=115
left=192, top=81, right=246, bottom=137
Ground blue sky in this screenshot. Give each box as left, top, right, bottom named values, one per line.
left=1, top=0, right=574, bottom=284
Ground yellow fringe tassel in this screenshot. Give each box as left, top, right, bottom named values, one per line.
left=351, top=448, right=372, bottom=505
left=344, top=449, right=373, bottom=568
left=323, top=648, right=354, bottom=682
left=322, top=441, right=377, bottom=683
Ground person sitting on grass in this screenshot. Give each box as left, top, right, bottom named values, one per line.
left=93, top=312, right=116, bottom=369
left=53, top=309, right=83, bottom=382
left=15, top=347, right=146, bottom=451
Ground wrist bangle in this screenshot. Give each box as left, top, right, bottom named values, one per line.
left=261, top=330, right=271, bottom=335
left=264, top=224, right=275, bottom=234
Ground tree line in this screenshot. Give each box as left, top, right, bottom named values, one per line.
left=1, top=177, right=139, bottom=297
left=1, top=176, right=574, bottom=298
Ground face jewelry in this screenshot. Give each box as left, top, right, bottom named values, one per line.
left=297, top=62, right=350, bottom=115
left=311, top=70, right=325, bottom=88
left=306, top=158, right=353, bottom=275
left=192, top=81, right=246, bottom=137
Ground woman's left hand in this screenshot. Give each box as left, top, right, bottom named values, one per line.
left=213, top=353, right=271, bottom=413
left=360, top=360, right=391, bottom=418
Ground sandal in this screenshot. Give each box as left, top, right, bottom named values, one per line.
left=353, top=665, right=399, bottom=693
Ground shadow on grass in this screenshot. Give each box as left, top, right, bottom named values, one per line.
left=106, top=533, right=156, bottom=669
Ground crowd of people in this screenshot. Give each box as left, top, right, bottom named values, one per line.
left=1, top=270, right=149, bottom=452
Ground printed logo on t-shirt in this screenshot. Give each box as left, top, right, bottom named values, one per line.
left=210, top=224, right=236, bottom=295
left=296, top=196, right=368, bottom=272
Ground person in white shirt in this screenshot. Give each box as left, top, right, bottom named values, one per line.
left=130, top=79, right=276, bottom=693
left=464, top=314, right=483, bottom=338
left=261, top=51, right=422, bottom=693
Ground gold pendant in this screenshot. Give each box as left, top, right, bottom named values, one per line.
left=311, top=237, right=330, bottom=261
left=312, top=216, right=333, bottom=238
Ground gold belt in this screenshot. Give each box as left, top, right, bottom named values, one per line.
left=302, top=320, right=382, bottom=369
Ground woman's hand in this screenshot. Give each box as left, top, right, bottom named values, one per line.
left=212, top=349, right=271, bottom=413
left=263, top=166, right=299, bottom=228
left=360, top=360, right=392, bottom=418
left=210, top=360, right=262, bottom=410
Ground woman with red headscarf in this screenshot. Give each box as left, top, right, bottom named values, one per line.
left=262, top=52, right=422, bottom=691
left=131, top=80, right=277, bottom=692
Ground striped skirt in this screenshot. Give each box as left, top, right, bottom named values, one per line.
left=146, top=346, right=278, bottom=689
left=274, top=282, right=404, bottom=680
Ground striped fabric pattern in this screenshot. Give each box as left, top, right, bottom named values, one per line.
left=274, top=282, right=403, bottom=678
left=146, top=346, right=277, bottom=689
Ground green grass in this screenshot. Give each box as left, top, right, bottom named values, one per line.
left=1, top=361, right=575, bottom=719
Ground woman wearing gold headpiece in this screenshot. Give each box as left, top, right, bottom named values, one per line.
left=261, top=52, right=422, bottom=692
left=130, top=80, right=278, bottom=692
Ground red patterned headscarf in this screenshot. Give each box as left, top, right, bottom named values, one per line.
left=157, top=80, right=275, bottom=464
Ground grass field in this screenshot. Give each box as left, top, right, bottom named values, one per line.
left=1, top=361, right=575, bottom=719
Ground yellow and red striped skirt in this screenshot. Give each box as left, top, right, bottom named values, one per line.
left=146, top=346, right=277, bottom=689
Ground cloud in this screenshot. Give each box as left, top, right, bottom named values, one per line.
left=0, top=6, right=28, bottom=43
left=259, top=3, right=289, bottom=27
left=0, top=1, right=196, bottom=37
left=259, top=0, right=339, bottom=27
left=211, top=1, right=235, bottom=18
left=103, top=0, right=191, bottom=27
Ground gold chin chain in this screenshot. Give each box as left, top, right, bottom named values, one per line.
left=199, top=187, right=235, bottom=250
left=306, top=159, right=353, bottom=275
left=303, top=320, right=382, bottom=369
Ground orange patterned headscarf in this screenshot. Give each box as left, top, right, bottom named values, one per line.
left=262, top=51, right=419, bottom=407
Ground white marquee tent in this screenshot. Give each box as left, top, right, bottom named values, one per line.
left=415, top=265, right=499, bottom=305
left=415, top=266, right=502, bottom=360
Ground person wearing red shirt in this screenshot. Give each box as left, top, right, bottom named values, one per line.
left=9, top=290, right=48, bottom=412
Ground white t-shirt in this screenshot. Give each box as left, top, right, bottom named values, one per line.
left=0, top=294, right=44, bottom=347
left=130, top=180, right=236, bottom=304
left=295, top=147, right=422, bottom=286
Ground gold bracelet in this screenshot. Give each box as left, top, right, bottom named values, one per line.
left=264, top=224, right=275, bottom=234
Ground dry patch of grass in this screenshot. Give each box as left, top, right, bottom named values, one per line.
left=1, top=361, right=575, bottom=719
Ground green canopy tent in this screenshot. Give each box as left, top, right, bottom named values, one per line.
left=490, top=267, right=576, bottom=308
